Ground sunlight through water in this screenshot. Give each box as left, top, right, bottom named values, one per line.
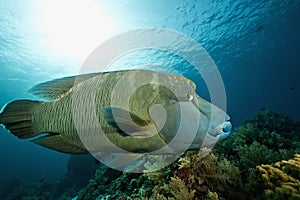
left=35, top=0, right=117, bottom=63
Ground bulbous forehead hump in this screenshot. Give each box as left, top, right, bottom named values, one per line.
left=123, top=70, right=196, bottom=97
left=155, top=71, right=196, bottom=94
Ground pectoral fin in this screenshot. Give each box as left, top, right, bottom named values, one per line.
left=103, top=107, right=157, bottom=138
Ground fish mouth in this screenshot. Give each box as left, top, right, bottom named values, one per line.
left=208, top=120, right=232, bottom=139
left=181, top=120, right=232, bottom=146
left=219, top=120, right=232, bottom=139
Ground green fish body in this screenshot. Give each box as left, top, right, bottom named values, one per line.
left=0, top=70, right=232, bottom=155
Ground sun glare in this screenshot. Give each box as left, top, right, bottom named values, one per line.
left=37, top=0, right=117, bottom=63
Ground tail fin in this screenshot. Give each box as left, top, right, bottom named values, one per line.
left=0, top=100, right=42, bottom=139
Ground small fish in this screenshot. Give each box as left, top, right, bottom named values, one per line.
left=0, top=70, right=231, bottom=155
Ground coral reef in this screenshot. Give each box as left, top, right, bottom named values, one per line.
left=214, top=110, right=300, bottom=199
left=257, top=154, right=300, bottom=200
left=76, top=149, right=243, bottom=199
left=77, top=167, right=110, bottom=199
left=152, top=177, right=195, bottom=200
left=77, top=166, right=155, bottom=199
left=150, top=149, right=243, bottom=200
left=245, top=110, right=297, bottom=140
left=215, top=110, right=300, bottom=172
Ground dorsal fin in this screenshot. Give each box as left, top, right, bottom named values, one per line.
left=28, top=72, right=105, bottom=100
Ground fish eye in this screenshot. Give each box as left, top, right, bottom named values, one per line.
left=187, top=94, right=193, bottom=101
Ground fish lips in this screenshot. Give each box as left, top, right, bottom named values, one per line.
left=208, top=120, right=232, bottom=139
left=219, top=121, right=232, bottom=139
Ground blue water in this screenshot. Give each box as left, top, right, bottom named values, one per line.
left=0, top=0, right=299, bottom=192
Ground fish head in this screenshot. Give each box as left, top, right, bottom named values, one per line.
left=102, top=70, right=231, bottom=154
left=149, top=74, right=232, bottom=153
left=190, top=94, right=232, bottom=148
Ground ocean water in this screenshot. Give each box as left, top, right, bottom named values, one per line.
left=0, top=0, right=300, bottom=199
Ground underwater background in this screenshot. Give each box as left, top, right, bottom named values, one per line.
left=0, top=0, right=300, bottom=199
